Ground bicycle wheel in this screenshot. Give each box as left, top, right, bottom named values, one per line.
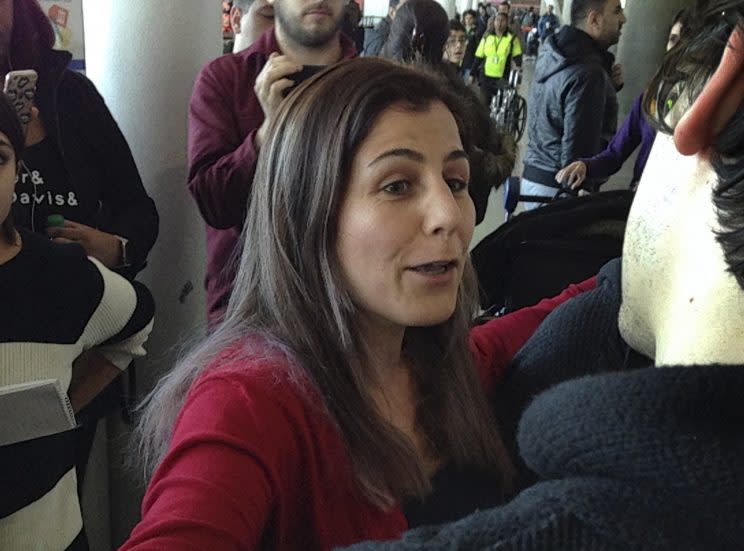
left=512, top=95, right=527, bottom=143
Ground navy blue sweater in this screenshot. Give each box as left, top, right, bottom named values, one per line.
left=347, top=260, right=744, bottom=550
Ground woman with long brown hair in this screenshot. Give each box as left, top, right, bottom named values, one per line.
left=121, top=58, right=592, bottom=551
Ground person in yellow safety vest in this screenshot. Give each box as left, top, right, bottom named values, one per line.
left=471, top=12, right=523, bottom=107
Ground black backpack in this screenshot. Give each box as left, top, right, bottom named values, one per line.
left=471, top=190, right=634, bottom=314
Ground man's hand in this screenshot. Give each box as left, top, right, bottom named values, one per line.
left=611, top=63, right=624, bottom=91
left=254, top=52, right=302, bottom=149
left=47, top=220, right=122, bottom=268
left=555, top=160, right=588, bottom=189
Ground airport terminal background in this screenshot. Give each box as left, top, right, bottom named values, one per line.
left=21, top=0, right=693, bottom=548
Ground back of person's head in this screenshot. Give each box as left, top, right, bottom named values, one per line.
left=8, top=0, right=55, bottom=72
left=381, top=0, right=449, bottom=65
left=137, top=57, right=512, bottom=506
left=645, top=0, right=744, bottom=288
left=0, top=93, right=25, bottom=243
left=570, top=0, right=608, bottom=26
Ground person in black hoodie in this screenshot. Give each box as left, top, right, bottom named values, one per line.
left=520, top=0, right=625, bottom=209
left=4, top=0, right=158, bottom=281
left=2, top=0, right=159, bottom=500
left=345, top=1, right=744, bottom=548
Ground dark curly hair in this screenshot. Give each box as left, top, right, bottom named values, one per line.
left=644, top=0, right=744, bottom=289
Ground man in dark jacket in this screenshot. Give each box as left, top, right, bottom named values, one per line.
left=536, top=4, right=559, bottom=41
left=364, top=0, right=405, bottom=56
left=521, top=0, right=625, bottom=208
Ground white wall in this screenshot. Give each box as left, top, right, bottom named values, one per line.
left=81, top=0, right=218, bottom=545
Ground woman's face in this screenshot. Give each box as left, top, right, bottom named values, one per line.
left=336, top=101, right=474, bottom=333
left=0, top=130, right=17, bottom=225
left=666, top=21, right=683, bottom=52
left=496, top=14, right=508, bottom=33
left=444, top=30, right=467, bottom=64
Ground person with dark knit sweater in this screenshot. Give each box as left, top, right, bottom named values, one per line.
left=346, top=2, right=744, bottom=549
left=0, top=94, right=154, bottom=550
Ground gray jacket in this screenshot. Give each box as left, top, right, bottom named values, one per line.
left=523, top=26, right=618, bottom=189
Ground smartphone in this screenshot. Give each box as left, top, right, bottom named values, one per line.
left=283, top=65, right=324, bottom=96
left=4, top=69, right=38, bottom=130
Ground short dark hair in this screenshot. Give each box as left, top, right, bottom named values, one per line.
left=463, top=9, right=477, bottom=19
left=570, top=0, right=609, bottom=27
left=449, top=19, right=466, bottom=33
left=644, top=2, right=744, bottom=289
left=0, top=94, right=25, bottom=244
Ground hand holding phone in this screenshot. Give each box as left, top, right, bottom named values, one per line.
left=4, top=69, right=38, bottom=131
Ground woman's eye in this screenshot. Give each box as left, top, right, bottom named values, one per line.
left=447, top=178, right=469, bottom=192
left=382, top=180, right=410, bottom=194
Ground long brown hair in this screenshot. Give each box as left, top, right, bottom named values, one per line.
left=136, top=58, right=513, bottom=506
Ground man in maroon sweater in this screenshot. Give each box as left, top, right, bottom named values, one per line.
left=188, top=0, right=357, bottom=327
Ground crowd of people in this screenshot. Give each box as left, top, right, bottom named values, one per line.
left=2, top=0, right=743, bottom=550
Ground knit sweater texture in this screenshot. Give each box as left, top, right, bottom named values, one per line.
left=346, top=259, right=744, bottom=550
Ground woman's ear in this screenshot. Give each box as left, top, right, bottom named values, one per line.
left=675, top=26, right=744, bottom=155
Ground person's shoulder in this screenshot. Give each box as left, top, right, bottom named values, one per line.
left=56, top=66, right=102, bottom=106
left=195, top=336, right=310, bottom=407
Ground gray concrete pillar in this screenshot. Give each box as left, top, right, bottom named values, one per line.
left=615, top=0, right=690, bottom=118
left=437, top=0, right=457, bottom=18
left=81, top=0, right=218, bottom=545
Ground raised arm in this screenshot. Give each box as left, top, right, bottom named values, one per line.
left=470, top=276, right=597, bottom=395
left=582, top=93, right=644, bottom=181
left=120, top=375, right=289, bottom=551
left=187, top=62, right=263, bottom=230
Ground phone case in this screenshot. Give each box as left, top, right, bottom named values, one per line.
left=4, top=70, right=38, bottom=129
